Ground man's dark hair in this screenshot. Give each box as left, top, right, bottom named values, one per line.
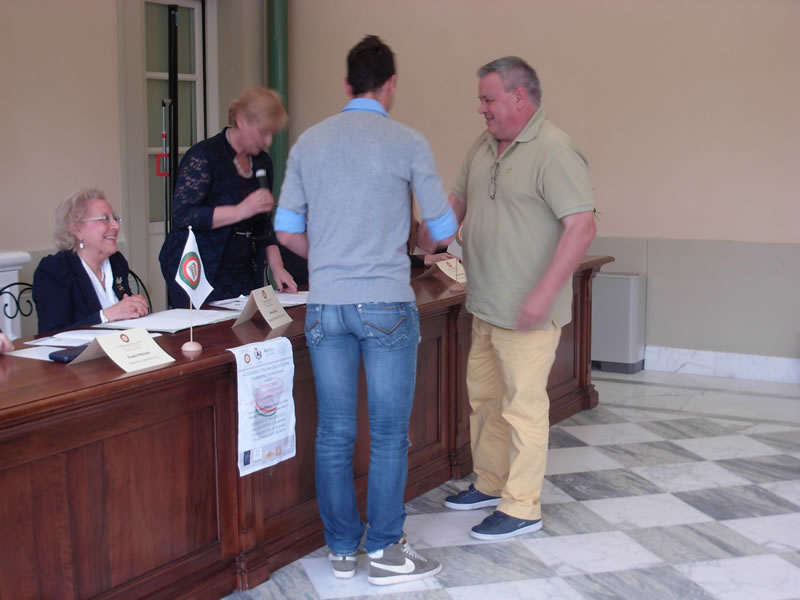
left=347, top=35, right=395, bottom=96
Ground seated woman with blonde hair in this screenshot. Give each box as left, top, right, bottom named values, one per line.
left=33, top=188, right=149, bottom=334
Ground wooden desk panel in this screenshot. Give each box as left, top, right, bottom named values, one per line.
left=0, top=256, right=612, bottom=598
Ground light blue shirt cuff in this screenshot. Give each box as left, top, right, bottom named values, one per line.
left=274, top=207, right=306, bottom=233
left=425, top=207, right=458, bottom=242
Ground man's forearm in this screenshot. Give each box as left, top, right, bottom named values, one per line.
left=276, top=231, right=309, bottom=258
left=532, top=211, right=596, bottom=297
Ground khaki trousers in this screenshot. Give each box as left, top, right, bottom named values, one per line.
left=467, top=316, right=562, bottom=520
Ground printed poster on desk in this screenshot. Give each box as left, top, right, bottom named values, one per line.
left=228, top=337, right=296, bottom=475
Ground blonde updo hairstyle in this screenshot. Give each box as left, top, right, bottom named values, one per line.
left=227, top=87, right=288, bottom=133
left=54, top=187, right=106, bottom=251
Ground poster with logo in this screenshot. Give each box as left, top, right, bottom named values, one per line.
left=228, top=337, right=296, bottom=475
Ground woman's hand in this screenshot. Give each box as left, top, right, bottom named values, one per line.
left=270, top=265, right=297, bottom=293
left=238, top=188, right=275, bottom=220
left=423, top=252, right=458, bottom=267
left=0, top=332, right=13, bottom=353
left=103, top=294, right=150, bottom=322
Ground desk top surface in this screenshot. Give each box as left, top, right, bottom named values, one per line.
left=0, top=256, right=612, bottom=425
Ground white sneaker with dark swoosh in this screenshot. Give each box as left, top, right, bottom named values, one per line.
left=367, top=535, right=442, bottom=585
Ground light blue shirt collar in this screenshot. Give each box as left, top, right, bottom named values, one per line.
left=341, top=97, right=389, bottom=117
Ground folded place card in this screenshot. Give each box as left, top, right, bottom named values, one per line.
left=70, top=327, right=175, bottom=373
left=436, top=258, right=467, bottom=283
left=232, top=286, right=293, bottom=329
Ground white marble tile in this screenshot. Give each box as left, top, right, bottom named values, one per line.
left=714, top=421, right=800, bottom=436
left=671, top=435, right=783, bottom=460
left=545, top=446, right=624, bottom=475
left=447, top=577, right=585, bottom=600
left=675, top=554, right=800, bottom=600
left=541, top=477, right=576, bottom=504
left=581, top=493, right=713, bottom=529
left=631, top=461, right=751, bottom=492
left=520, top=531, right=662, bottom=576
left=644, top=345, right=800, bottom=385
left=595, top=377, right=800, bottom=425
left=596, top=368, right=800, bottom=398
left=723, top=513, right=800, bottom=552
left=559, top=422, right=664, bottom=446
left=761, top=480, right=800, bottom=507
left=603, top=405, right=688, bottom=422
left=299, top=554, right=443, bottom=599
left=404, top=510, right=495, bottom=549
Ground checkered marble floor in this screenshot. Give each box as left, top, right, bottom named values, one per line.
left=224, top=370, right=800, bottom=600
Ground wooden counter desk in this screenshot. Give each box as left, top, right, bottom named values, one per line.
left=0, top=255, right=612, bottom=599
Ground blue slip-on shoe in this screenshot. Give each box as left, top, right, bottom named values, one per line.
left=470, top=510, right=542, bottom=540
left=443, top=484, right=501, bottom=510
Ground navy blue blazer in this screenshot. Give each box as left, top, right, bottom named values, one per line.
left=33, top=251, right=133, bottom=334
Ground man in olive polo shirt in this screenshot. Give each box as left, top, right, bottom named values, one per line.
left=442, top=56, right=596, bottom=540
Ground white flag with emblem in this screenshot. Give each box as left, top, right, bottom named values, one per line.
left=175, top=227, right=213, bottom=309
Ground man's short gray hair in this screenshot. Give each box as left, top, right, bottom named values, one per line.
left=477, top=56, right=541, bottom=106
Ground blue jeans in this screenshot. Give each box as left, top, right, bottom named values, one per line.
left=304, top=302, right=420, bottom=554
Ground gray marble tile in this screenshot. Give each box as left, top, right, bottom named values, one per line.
left=637, top=417, right=749, bottom=440
left=751, top=430, right=800, bottom=453
left=596, top=441, right=704, bottom=468
left=563, top=565, right=716, bottom=600
left=405, top=475, right=476, bottom=515
left=223, top=562, right=319, bottom=600
left=546, top=469, right=664, bottom=501
left=549, top=427, right=589, bottom=449
left=421, top=542, right=552, bottom=587
left=541, top=501, right=616, bottom=536
left=626, top=521, right=768, bottom=564
left=780, top=551, right=800, bottom=569
left=716, top=454, right=800, bottom=484
left=675, top=484, right=800, bottom=520
left=558, top=406, right=628, bottom=426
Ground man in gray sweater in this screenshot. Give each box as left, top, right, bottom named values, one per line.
left=275, top=35, right=456, bottom=586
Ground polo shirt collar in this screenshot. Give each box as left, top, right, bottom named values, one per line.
left=341, top=98, right=389, bottom=117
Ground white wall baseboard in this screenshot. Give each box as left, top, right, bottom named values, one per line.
left=645, top=345, right=800, bottom=385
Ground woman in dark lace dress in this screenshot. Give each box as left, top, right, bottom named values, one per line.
left=159, top=87, right=297, bottom=307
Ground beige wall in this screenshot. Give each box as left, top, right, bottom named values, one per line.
left=217, top=0, right=268, bottom=126
left=1, top=0, right=798, bottom=359
left=287, top=0, right=799, bottom=245
left=0, top=0, right=123, bottom=252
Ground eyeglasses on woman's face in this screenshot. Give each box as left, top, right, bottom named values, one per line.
left=79, top=214, right=122, bottom=225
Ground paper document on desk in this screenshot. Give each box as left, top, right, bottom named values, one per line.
left=26, top=329, right=161, bottom=347
left=93, top=309, right=236, bottom=333
left=6, top=346, right=63, bottom=361
left=211, top=291, right=309, bottom=311
left=228, top=337, right=296, bottom=475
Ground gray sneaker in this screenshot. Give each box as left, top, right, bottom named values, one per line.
left=367, top=535, right=442, bottom=586
left=328, top=552, right=358, bottom=579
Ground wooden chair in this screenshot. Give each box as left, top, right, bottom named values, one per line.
left=127, top=270, right=152, bottom=313
left=0, top=281, right=34, bottom=323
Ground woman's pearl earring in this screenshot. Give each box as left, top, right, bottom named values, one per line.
left=79, top=241, right=85, bottom=249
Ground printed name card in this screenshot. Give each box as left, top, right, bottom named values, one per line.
left=232, top=286, right=293, bottom=329
left=436, top=259, right=467, bottom=283
left=70, top=327, right=175, bottom=372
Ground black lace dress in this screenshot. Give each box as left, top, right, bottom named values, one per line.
left=158, top=128, right=278, bottom=307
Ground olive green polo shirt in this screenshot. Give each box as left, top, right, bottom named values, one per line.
left=452, top=109, right=594, bottom=329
